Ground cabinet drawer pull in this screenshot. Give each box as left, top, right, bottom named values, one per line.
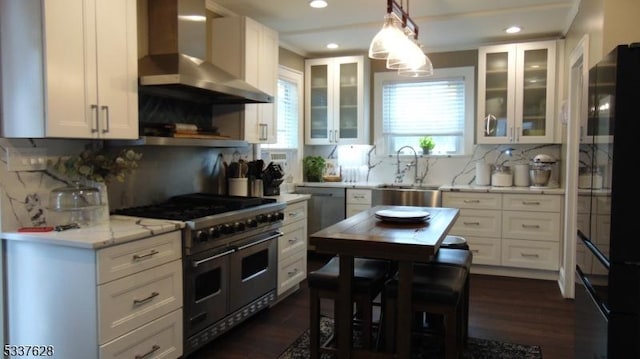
left=133, top=291, right=159, bottom=306
left=287, top=268, right=299, bottom=277
left=101, top=105, right=110, bottom=133
left=354, top=195, right=365, bottom=199
left=521, top=224, right=541, bottom=229
left=521, top=201, right=540, bottom=205
left=288, top=211, right=300, bottom=217
left=520, top=253, right=540, bottom=258
left=90, top=104, right=99, bottom=133
left=288, top=237, right=299, bottom=243
left=463, top=199, right=480, bottom=203
left=134, top=344, right=160, bottom=359
left=133, top=249, right=159, bottom=261
left=463, top=221, right=480, bottom=226
left=470, top=249, right=479, bottom=253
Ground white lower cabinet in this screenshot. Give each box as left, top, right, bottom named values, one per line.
left=4, top=231, right=183, bottom=359
left=346, top=189, right=372, bottom=217
left=99, top=309, right=183, bottom=359
left=443, top=192, right=564, bottom=275
left=277, top=199, right=308, bottom=298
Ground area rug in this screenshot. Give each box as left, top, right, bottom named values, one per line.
left=278, top=317, right=542, bottom=359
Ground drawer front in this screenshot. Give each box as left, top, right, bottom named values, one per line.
left=97, top=231, right=181, bottom=284
left=501, top=239, right=560, bottom=270
left=99, top=309, right=182, bottom=359
left=502, top=211, right=561, bottom=242
left=449, top=209, right=502, bottom=238
left=346, top=189, right=372, bottom=205
left=98, top=260, right=183, bottom=343
left=502, top=194, right=562, bottom=212
left=346, top=204, right=371, bottom=218
left=277, top=250, right=307, bottom=296
left=279, top=220, right=307, bottom=258
left=442, top=192, right=501, bottom=210
left=466, top=236, right=501, bottom=266
left=283, top=201, right=307, bottom=226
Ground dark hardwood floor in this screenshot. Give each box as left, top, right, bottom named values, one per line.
left=188, top=252, right=575, bottom=359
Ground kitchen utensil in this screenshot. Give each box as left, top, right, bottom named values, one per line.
left=529, top=167, right=551, bottom=187
left=228, top=178, right=248, bottom=196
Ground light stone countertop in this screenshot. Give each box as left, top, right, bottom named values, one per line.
left=266, top=193, right=311, bottom=204
left=1, top=215, right=184, bottom=249
left=439, top=184, right=565, bottom=195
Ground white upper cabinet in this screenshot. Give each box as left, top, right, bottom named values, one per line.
left=210, top=16, right=279, bottom=144
left=477, top=40, right=558, bottom=144
left=305, top=56, right=370, bottom=145
left=0, top=0, right=138, bottom=139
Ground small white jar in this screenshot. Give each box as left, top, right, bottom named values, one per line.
left=491, top=165, right=513, bottom=187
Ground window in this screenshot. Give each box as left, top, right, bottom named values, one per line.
left=262, top=66, right=303, bottom=149
left=374, top=66, right=475, bottom=156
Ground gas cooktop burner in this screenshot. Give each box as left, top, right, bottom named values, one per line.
left=113, top=193, right=277, bottom=221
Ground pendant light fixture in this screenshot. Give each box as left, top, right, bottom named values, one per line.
left=368, top=0, right=432, bottom=77
left=309, top=0, right=328, bottom=9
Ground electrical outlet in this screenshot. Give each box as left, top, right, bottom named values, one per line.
left=6, top=147, right=48, bottom=172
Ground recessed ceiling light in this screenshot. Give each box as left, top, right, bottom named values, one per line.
left=309, top=0, right=328, bottom=8
left=505, top=26, right=522, bottom=34
left=326, top=43, right=339, bottom=49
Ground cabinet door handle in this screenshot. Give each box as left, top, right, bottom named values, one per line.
left=463, top=221, right=480, bottom=226
left=133, top=249, right=159, bottom=261
left=133, top=291, right=159, bottom=306
left=101, top=105, right=110, bottom=133
left=520, top=253, right=540, bottom=258
left=521, top=201, right=540, bottom=205
left=287, top=268, right=299, bottom=277
left=516, top=126, right=520, bottom=142
left=522, top=224, right=541, bottom=229
left=463, top=199, right=480, bottom=203
left=335, top=129, right=339, bottom=142
left=90, top=104, right=99, bottom=133
left=134, top=344, right=160, bottom=359
left=259, top=123, right=268, bottom=141
left=508, top=126, right=514, bottom=142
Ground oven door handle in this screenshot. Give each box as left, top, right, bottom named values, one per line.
left=236, top=231, right=283, bottom=251
left=192, top=249, right=235, bottom=268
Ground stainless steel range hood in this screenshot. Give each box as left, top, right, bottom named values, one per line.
left=138, top=0, right=273, bottom=104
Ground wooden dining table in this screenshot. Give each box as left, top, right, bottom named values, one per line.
left=309, top=205, right=460, bottom=359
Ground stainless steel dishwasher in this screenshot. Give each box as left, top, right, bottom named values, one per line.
left=295, top=186, right=345, bottom=250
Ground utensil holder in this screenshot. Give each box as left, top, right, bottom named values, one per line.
left=228, top=178, right=248, bottom=196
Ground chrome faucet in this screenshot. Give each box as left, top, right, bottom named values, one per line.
left=395, top=146, right=420, bottom=184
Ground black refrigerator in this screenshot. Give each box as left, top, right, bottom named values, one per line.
left=575, top=43, right=640, bottom=358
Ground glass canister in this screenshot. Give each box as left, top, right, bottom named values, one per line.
left=491, top=165, right=513, bottom=187
left=49, top=181, right=102, bottom=225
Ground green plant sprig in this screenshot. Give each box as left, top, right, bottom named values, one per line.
left=49, top=149, right=142, bottom=184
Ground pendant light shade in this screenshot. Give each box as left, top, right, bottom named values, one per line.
left=368, top=14, right=405, bottom=60
left=398, top=54, right=433, bottom=77
left=369, top=0, right=433, bottom=77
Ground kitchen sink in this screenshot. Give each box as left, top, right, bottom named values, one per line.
left=371, top=184, right=441, bottom=207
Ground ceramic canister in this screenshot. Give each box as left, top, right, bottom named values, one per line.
left=475, top=162, right=491, bottom=186
left=514, top=164, right=530, bottom=187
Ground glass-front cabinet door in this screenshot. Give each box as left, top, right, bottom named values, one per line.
left=515, top=41, right=556, bottom=143
left=308, top=63, right=330, bottom=141
left=305, top=56, right=369, bottom=145
left=477, top=44, right=515, bottom=143
left=477, top=40, right=557, bottom=144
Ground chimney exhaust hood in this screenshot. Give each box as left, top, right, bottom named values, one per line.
left=138, top=0, right=273, bottom=104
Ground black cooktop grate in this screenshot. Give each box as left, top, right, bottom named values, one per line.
left=113, top=193, right=277, bottom=221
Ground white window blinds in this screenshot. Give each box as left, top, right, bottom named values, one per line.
left=381, top=78, right=466, bottom=136
left=263, top=75, right=299, bottom=149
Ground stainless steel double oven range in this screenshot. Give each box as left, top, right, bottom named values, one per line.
left=115, top=193, right=285, bottom=356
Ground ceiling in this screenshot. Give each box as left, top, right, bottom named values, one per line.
left=208, top=0, right=579, bottom=57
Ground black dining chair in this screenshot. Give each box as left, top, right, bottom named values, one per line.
left=308, top=255, right=391, bottom=358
